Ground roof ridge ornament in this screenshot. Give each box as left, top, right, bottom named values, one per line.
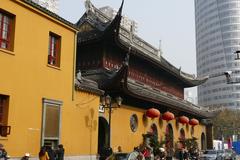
left=124, top=53, right=130, bottom=67
left=84, top=0, right=94, bottom=14
left=157, top=40, right=162, bottom=59
left=76, top=70, right=83, bottom=82
left=129, top=22, right=134, bottom=44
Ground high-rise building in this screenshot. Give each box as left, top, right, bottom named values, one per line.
left=195, top=0, right=240, bottom=109
left=32, top=0, right=59, bottom=14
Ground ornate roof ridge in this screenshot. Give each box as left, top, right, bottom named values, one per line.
left=79, top=1, right=161, bottom=58
left=77, top=1, right=209, bottom=87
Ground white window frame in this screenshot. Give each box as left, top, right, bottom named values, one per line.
left=41, top=98, right=63, bottom=147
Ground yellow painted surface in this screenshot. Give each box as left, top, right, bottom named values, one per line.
left=0, top=0, right=100, bottom=158
left=103, top=104, right=206, bottom=153
left=64, top=91, right=100, bottom=156
left=0, top=0, right=208, bottom=158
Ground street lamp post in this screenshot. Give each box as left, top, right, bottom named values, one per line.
left=101, top=95, right=123, bottom=147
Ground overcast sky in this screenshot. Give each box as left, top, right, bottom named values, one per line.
left=58, top=0, right=197, bottom=98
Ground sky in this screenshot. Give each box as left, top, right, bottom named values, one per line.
left=58, top=0, right=197, bottom=99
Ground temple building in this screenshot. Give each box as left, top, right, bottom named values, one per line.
left=1, top=0, right=215, bottom=159
left=76, top=0, right=215, bottom=157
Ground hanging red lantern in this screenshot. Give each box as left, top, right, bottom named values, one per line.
left=146, top=108, right=160, bottom=119
left=178, top=116, right=189, bottom=124
left=189, top=118, right=199, bottom=126
left=162, top=111, right=175, bottom=121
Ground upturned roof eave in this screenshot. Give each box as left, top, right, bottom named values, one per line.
left=76, top=1, right=208, bottom=87
left=115, top=37, right=209, bottom=87
left=81, top=65, right=213, bottom=119
left=123, top=79, right=214, bottom=118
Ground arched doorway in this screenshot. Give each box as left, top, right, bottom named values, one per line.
left=180, top=128, right=185, bottom=140
left=98, top=117, right=109, bottom=154
left=201, top=132, right=206, bottom=150
left=179, top=128, right=185, bottom=148
left=165, top=124, right=174, bottom=158
left=150, top=123, right=158, bottom=137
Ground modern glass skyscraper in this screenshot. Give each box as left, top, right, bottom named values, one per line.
left=195, top=0, right=240, bottom=109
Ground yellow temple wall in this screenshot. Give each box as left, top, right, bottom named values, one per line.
left=103, top=104, right=206, bottom=153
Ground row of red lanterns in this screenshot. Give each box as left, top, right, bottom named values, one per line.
left=145, top=108, right=199, bottom=126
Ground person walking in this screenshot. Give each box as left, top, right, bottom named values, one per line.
left=183, top=149, right=189, bottom=160
left=55, top=144, right=64, bottom=160
left=39, top=146, right=49, bottom=160
left=46, top=146, right=55, bottom=160
left=178, top=148, right=184, bottom=160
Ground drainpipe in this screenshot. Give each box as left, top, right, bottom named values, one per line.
left=72, top=30, right=78, bottom=101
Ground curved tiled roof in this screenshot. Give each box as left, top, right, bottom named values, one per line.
left=76, top=1, right=208, bottom=87
left=124, top=79, right=214, bottom=118
left=81, top=64, right=214, bottom=118
left=75, top=71, right=104, bottom=95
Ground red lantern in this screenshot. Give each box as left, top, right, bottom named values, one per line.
left=146, top=108, right=160, bottom=119
left=189, top=118, right=199, bottom=126
left=162, top=111, right=175, bottom=121
left=178, top=116, right=189, bottom=124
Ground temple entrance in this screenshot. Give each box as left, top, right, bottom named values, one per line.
left=179, top=128, right=186, bottom=148
left=98, top=117, right=109, bottom=155
left=201, top=132, right=206, bottom=150
left=150, top=123, right=158, bottom=137
left=165, top=124, right=174, bottom=158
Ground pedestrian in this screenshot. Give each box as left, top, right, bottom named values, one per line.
left=142, top=146, right=152, bottom=160
left=45, top=146, right=55, bottom=160
left=55, top=144, right=64, bottom=160
left=39, top=146, right=49, bottom=160
left=105, top=147, right=115, bottom=160
left=117, top=146, right=122, bottom=153
left=183, top=149, right=189, bottom=160
left=0, top=144, right=7, bottom=160
left=154, top=147, right=166, bottom=160
left=21, top=153, right=30, bottom=160
left=178, top=148, right=184, bottom=160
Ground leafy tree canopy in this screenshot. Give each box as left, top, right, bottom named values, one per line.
left=212, top=108, right=240, bottom=140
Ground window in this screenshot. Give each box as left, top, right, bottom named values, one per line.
left=0, top=95, right=10, bottom=137
left=48, top=32, right=61, bottom=67
left=42, top=98, right=62, bottom=148
left=0, top=95, right=9, bottom=126
left=130, top=114, right=138, bottom=132
left=0, top=10, right=15, bottom=51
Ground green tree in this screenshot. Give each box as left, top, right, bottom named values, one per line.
left=212, top=108, right=240, bottom=140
